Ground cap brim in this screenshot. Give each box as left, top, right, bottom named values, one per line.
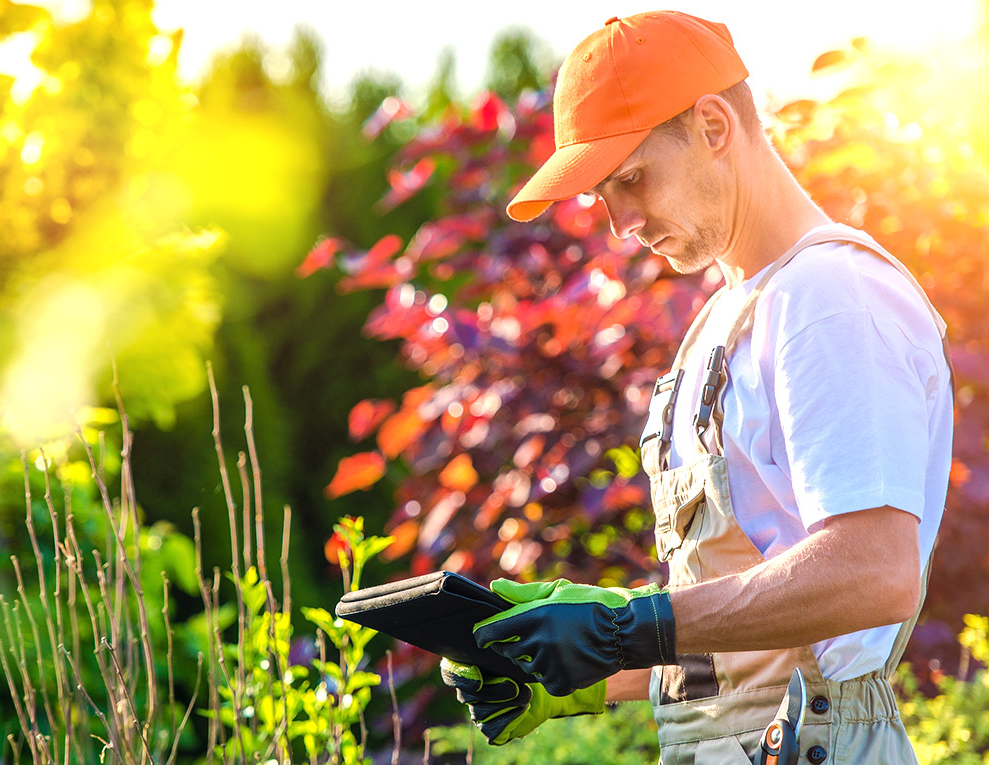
left=506, top=129, right=652, bottom=222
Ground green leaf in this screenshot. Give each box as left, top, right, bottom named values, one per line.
left=344, top=670, right=381, bottom=693
left=359, top=534, right=395, bottom=560
left=302, top=606, right=336, bottom=633
left=605, top=446, right=641, bottom=478
left=349, top=623, right=378, bottom=652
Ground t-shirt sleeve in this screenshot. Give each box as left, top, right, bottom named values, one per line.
left=773, top=307, right=938, bottom=532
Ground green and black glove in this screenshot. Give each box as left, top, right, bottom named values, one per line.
left=473, top=578, right=676, bottom=696
left=439, top=659, right=606, bottom=746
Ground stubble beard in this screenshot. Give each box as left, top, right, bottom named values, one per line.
left=662, top=168, right=728, bottom=274
left=663, top=223, right=723, bottom=274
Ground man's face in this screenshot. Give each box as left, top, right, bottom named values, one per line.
left=587, top=122, right=729, bottom=274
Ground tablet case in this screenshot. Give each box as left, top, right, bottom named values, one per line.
left=335, top=571, right=537, bottom=684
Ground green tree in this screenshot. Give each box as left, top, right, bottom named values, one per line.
left=484, top=28, right=553, bottom=101
left=0, top=0, right=222, bottom=435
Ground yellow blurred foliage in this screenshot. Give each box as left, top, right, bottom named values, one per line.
left=0, top=0, right=329, bottom=441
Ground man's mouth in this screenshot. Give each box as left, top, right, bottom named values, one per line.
left=648, top=237, right=669, bottom=253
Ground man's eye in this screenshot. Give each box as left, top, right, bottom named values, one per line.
left=619, top=172, right=639, bottom=187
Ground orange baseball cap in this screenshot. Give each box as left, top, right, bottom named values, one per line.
left=507, top=11, right=749, bottom=222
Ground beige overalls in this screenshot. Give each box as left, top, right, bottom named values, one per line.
left=640, top=225, right=950, bottom=764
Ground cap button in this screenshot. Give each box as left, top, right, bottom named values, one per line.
left=604, top=16, right=620, bottom=25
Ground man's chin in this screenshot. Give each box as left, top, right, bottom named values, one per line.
left=663, top=253, right=713, bottom=275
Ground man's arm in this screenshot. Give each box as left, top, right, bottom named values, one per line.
left=670, top=505, right=921, bottom=654
left=606, top=669, right=652, bottom=702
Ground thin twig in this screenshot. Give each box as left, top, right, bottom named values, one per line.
left=6, top=734, right=21, bottom=763
left=21, top=454, right=66, bottom=760
left=206, top=364, right=250, bottom=746
left=280, top=505, right=292, bottom=618
left=264, top=580, right=292, bottom=761
left=161, top=574, right=177, bottom=748
left=74, top=420, right=158, bottom=731
left=111, top=370, right=160, bottom=741
left=317, top=628, right=331, bottom=758
left=60, top=647, right=116, bottom=754
left=62, top=512, right=88, bottom=748
left=37, top=450, right=77, bottom=765
left=0, top=595, right=37, bottom=760
left=237, top=452, right=253, bottom=573
left=243, top=387, right=267, bottom=582
left=91, top=549, right=129, bottom=750
left=387, top=651, right=402, bottom=765
left=7, top=599, right=41, bottom=743
left=192, top=509, right=222, bottom=757
left=165, top=652, right=205, bottom=765
left=209, top=570, right=249, bottom=758
left=11, top=556, right=60, bottom=760
left=64, top=519, right=127, bottom=751
left=101, top=637, right=155, bottom=760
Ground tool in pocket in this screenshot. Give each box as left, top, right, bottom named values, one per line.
left=754, top=668, right=806, bottom=765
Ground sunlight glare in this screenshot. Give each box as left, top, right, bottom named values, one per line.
left=0, top=280, right=106, bottom=443
left=0, top=32, right=44, bottom=104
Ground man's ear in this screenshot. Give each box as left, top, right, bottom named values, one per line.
left=691, top=94, right=736, bottom=158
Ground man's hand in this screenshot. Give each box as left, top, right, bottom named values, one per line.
left=472, top=578, right=676, bottom=696
left=439, top=659, right=606, bottom=745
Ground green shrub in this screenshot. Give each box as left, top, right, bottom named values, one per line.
left=901, top=615, right=989, bottom=764
left=428, top=700, right=660, bottom=764
left=0, top=373, right=387, bottom=764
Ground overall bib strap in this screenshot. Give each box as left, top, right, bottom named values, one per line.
left=786, top=223, right=953, bottom=387
left=692, top=222, right=953, bottom=456
left=685, top=227, right=843, bottom=458
left=642, top=287, right=725, bottom=470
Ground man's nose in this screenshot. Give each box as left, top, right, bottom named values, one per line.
left=606, top=202, right=645, bottom=240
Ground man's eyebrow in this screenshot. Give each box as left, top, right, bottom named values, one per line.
left=590, top=167, right=625, bottom=195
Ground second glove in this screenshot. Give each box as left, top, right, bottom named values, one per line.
left=440, top=658, right=606, bottom=745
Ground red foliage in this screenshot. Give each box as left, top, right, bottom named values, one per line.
left=323, top=529, right=350, bottom=565
left=348, top=399, right=397, bottom=442
left=324, top=451, right=386, bottom=499
left=308, top=87, right=707, bottom=594
left=296, top=236, right=345, bottom=279
left=378, top=158, right=436, bottom=212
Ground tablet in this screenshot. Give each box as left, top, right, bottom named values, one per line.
left=335, top=571, right=537, bottom=684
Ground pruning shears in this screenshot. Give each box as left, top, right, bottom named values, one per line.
left=754, top=668, right=806, bottom=765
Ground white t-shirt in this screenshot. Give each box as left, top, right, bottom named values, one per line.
left=666, top=232, right=953, bottom=681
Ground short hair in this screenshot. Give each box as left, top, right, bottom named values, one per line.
left=654, top=80, right=760, bottom=142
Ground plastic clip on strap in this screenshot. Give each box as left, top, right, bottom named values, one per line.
left=694, top=345, right=726, bottom=435
left=641, top=369, right=684, bottom=448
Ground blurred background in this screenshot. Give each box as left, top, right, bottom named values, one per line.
left=1, top=0, right=988, bottom=759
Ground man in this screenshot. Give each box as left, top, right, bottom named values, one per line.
left=441, top=11, right=952, bottom=764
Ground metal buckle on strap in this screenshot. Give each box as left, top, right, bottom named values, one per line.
left=641, top=369, right=684, bottom=447
left=694, top=345, right=726, bottom=435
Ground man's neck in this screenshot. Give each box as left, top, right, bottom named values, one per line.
left=716, top=144, right=831, bottom=288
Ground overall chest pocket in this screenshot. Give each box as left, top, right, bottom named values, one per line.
left=652, top=483, right=706, bottom=562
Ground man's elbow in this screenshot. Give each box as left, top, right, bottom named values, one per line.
left=826, top=507, right=922, bottom=627
left=883, top=574, right=921, bottom=625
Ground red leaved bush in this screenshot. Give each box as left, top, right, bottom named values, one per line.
left=305, top=89, right=707, bottom=591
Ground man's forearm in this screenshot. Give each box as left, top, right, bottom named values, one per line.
left=605, top=668, right=652, bottom=702
left=670, top=506, right=921, bottom=654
